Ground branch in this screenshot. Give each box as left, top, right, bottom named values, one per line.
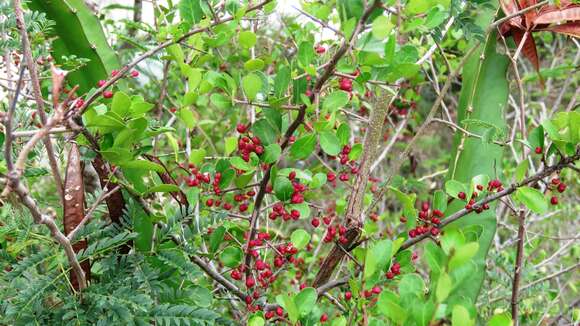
left=13, top=0, right=64, bottom=201
left=511, top=209, right=527, bottom=324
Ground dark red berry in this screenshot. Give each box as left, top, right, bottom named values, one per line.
left=535, top=146, right=542, bottom=154
left=550, top=196, right=558, bottom=205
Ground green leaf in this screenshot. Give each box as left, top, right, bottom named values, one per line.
left=119, top=160, right=164, bottom=173
left=322, top=91, right=349, bottom=112
left=293, top=287, right=317, bottom=316
left=230, top=157, right=253, bottom=171
left=274, top=177, right=294, bottom=201
left=398, top=273, right=425, bottom=299
left=130, top=101, right=154, bottom=116
left=309, top=173, right=327, bottom=189
left=146, top=184, right=181, bottom=194
left=449, top=242, right=479, bottom=270
left=319, top=131, right=341, bottom=156
left=488, top=313, right=513, bottom=326
left=389, top=187, right=417, bottom=227
left=276, top=294, right=299, bottom=323
left=220, top=246, right=243, bottom=268
left=225, top=137, right=238, bottom=156
left=189, top=148, right=206, bottom=165
left=436, top=272, right=452, bottom=302
left=298, top=41, right=315, bottom=67
left=349, top=143, right=363, bottom=160
left=290, top=134, right=317, bottom=160
left=178, top=108, right=196, bottom=128
left=445, top=180, right=467, bottom=199
left=364, top=239, right=393, bottom=279
left=111, top=91, right=131, bottom=117
left=209, top=226, right=225, bottom=253
left=248, top=314, right=265, bottom=326
left=242, top=73, right=262, bottom=101
left=406, top=0, right=429, bottom=14
left=262, top=144, right=281, bottom=164
left=452, top=305, right=473, bottom=326
left=331, top=316, right=347, bottom=326
left=377, top=290, right=408, bottom=324
left=290, top=229, right=311, bottom=250
left=515, top=186, right=548, bottom=214
left=244, top=58, right=265, bottom=71
left=371, top=15, right=393, bottom=40
left=251, top=118, right=278, bottom=145
left=515, top=160, right=528, bottom=182
left=274, top=66, right=291, bottom=98
left=239, top=31, right=257, bottom=48
left=433, top=190, right=447, bottom=213
left=337, top=123, right=351, bottom=146
left=179, top=0, right=204, bottom=25
left=210, top=93, right=231, bottom=109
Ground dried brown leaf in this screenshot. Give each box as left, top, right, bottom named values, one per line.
left=513, top=30, right=540, bottom=72
left=534, top=6, right=580, bottom=25
left=539, top=21, right=580, bottom=37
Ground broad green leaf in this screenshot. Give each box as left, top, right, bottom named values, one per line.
left=515, top=186, right=548, bottom=214
left=449, top=242, right=479, bottom=270
left=230, top=157, right=253, bottom=171
left=294, top=287, right=317, bottom=316
left=130, top=101, right=154, bottom=116
left=445, top=180, right=467, bottom=199
left=290, top=229, right=311, bottom=250
left=111, top=91, right=131, bottom=117
left=331, top=316, right=347, bottom=326
left=252, top=118, right=278, bottom=145
left=309, top=173, right=327, bottom=189
left=319, top=131, right=341, bottom=156
left=119, top=160, right=164, bottom=173
left=248, top=314, right=265, bottom=326
left=337, top=123, right=351, bottom=146
left=488, top=313, right=513, bottom=326
left=398, top=274, right=425, bottom=299
left=189, top=148, right=206, bottom=165
left=210, top=93, right=231, bottom=109
left=209, top=226, right=225, bottom=253
left=433, top=190, right=447, bottom=212
left=220, top=246, right=243, bottom=268
left=274, top=66, right=290, bottom=98
left=377, top=290, right=408, bottom=324
left=239, top=31, right=257, bottom=48
left=242, top=73, right=262, bottom=101
left=364, top=239, right=393, bottom=279
left=290, top=134, right=317, bottom=160
left=349, top=143, right=363, bottom=160
left=298, top=41, right=315, bottom=67
left=436, top=272, right=452, bottom=302
left=146, top=184, right=181, bottom=194
left=179, top=0, right=204, bottom=25
left=225, top=136, right=237, bottom=156
left=244, top=58, right=265, bottom=71
left=371, top=15, right=393, bottom=40
left=452, top=305, right=473, bottom=326
left=262, top=144, right=281, bottom=164
left=274, top=177, right=293, bottom=201
left=322, top=91, right=349, bottom=112
left=178, top=108, right=196, bottom=128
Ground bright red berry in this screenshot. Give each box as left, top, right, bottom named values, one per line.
left=103, top=90, right=113, bottom=98
left=550, top=196, right=558, bottom=205
left=458, top=192, right=466, bottom=200
left=130, top=70, right=139, bottom=77
left=320, top=313, right=328, bottom=323
left=97, top=80, right=106, bottom=87
left=535, top=146, right=542, bottom=154
left=557, top=183, right=567, bottom=193
left=345, top=291, right=352, bottom=300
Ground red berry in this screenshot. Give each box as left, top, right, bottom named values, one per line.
left=345, top=291, right=352, bottom=300
left=236, top=123, right=247, bottom=133
left=245, top=295, right=253, bottom=304
left=458, top=192, right=466, bottom=200
left=320, top=313, right=328, bottom=322
left=386, top=271, right=395, bottom=279
left=111, top=69, right=119, bottom=77
left=535, top=146, right=542, bottom=154
left=246, top=276, right=255, bottom=288
left=239, top=203, right=249, bottom=212
left=372, top=286, right=381, bottom=294
left=206, top=198, right=214, bottom=207
left=231, top=269, right=241, bottom=280
left=339, top=173, right=349, bottom=182
left=400, top=216, right=407, bottom=223
left=97, top=80, right=106, bottom=87
left=430, top=227, right=440, bottom=236
left=291, top=193, right=304, bottom=204
left=327, top=171, right=336, bottom=182
left=276, top=306, right=284, bottom=317
left=103, top=90, right=113, bottom=98
left=315, top=45, right=326, bottom=54
left=550, top=196, right=558, bottom=205
left=265, top=311, right=274, bottom=319
left=557, top=183, right=567, bottom=193
left=421, top=202, right=429, bottom=211
left=551, top=178, right=560, bottom=185
left=130, top=70, right=139, bottom=77
left=289, top=171, right=296, bottom=180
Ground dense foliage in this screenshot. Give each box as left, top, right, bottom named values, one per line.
left=0, top=0, right=579, bottom=325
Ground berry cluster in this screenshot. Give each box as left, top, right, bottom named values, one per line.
left=326, top=144, right=360, bottom=186
left=549, top=177, right=567, bottom=205
left=96, top=69, right=139, bottom=99
left=407, top=202, right=443, bottom=238
left=236, top=123, right=264, bottom=162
